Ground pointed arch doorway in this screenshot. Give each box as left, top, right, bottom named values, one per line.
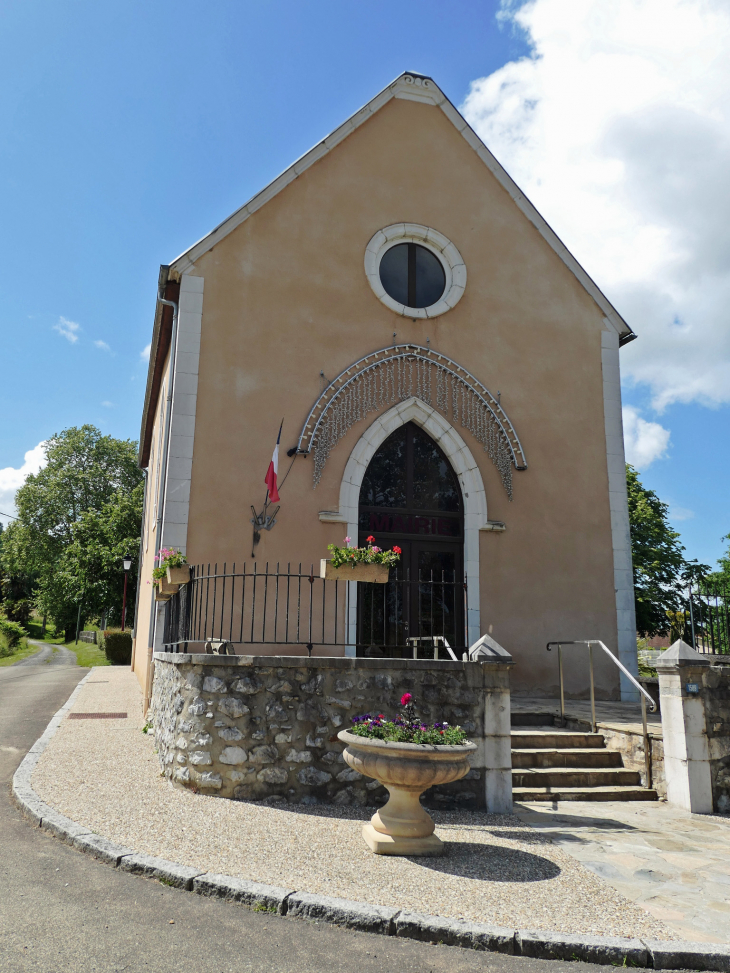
left=357, top=421, right=465, bottom=657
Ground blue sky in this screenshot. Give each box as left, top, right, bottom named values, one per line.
left=0, top=0, right=727, bottom=569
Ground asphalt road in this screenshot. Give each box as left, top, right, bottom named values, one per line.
left=0, top=657, right=602, bottom=973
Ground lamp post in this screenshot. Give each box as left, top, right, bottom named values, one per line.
left=121, top=554, right=132, bottom=631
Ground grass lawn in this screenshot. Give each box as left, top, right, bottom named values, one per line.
left=65, top=640, right=111, bottom=667
left=0, top=639, right=43, bottom=667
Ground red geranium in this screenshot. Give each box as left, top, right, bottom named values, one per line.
left=400, top=692, right=412, bottom=706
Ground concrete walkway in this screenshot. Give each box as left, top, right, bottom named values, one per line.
left=28, top=668, right=681, bottom=944
left=516, top=801, right=730, bottom=945
left=3, top=661, right=577, bottom=973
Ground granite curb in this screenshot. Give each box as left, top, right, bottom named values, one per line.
left=12, top=675, right=730, bottom=970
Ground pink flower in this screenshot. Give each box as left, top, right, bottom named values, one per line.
left=344, top=536, right=351, bottom=544
left=401, top=692, right=412, bottom=706
left=371, top=546, right=380, bottom=553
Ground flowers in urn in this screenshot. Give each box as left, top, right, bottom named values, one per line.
left=327, top=535, right=402, bottom=569
left=349, top=691, right=468, bottom=746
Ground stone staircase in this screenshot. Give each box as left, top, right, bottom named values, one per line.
left=511, top=714, right=658, bottom=802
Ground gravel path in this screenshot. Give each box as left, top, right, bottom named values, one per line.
left=32, top=668, right=677, bottom=941
left=13, top=641, right=77, bottom=667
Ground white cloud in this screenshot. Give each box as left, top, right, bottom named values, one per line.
left=622, top=406, right=670, bottom=469
left=669, top=503, right=695, bottom=522
left=463, top=0, right=730, bottom=411
left=54, top=317, right=81, bottom=343
left=0, top=442, right=47, bottom=524
left=101, top=401, right=114, bottom=408
left=140, top=344, right=151, bottom=361
left=94, top=339, right=111, bottom=352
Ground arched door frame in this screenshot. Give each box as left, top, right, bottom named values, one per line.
left=339, top=396, right=487, bottom=655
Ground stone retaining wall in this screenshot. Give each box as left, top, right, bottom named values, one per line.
left=151, top=653, right=512, bottom=812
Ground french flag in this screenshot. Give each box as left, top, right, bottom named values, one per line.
left=264, top=420, right=283, bottom=503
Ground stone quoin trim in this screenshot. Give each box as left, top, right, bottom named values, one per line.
left=153, top=272, right=204, bottom=651
left=338, top=397, right=488, bottom=653
left=364, top=224, right=466, bottom=319
left=601, top=328, right=639, bottom=700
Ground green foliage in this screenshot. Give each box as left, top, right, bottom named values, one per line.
left=0, top=617, right=26, bottom=649
left=102, top=628, right=132, bottom=665
left=0, top=426, right=143, bottom=634
left=327, top=537, right=401, bottom=568
left=626, top=465, right=709, bottom=637
left=349, top=719, right=468, bottom=745
left=710, top=534, right=730, bottom=588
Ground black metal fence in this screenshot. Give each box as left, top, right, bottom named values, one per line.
left=684, top=579, right=730, bottom=654
left=162, top=563, right=468, bottom=660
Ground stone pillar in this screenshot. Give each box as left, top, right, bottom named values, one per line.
left=656, top=640, right=712, bottom=814
left=471, top=635, right=514, bottom=814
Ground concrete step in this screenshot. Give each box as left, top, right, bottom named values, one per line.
left=512, top=767, right=642, bottom=788
left=513, top=785, right=658, bottom=802
left=511, top=747, right=624, bottom=769
left=511, top=730, right=605, bottom=750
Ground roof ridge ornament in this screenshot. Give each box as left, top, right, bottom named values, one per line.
left=296, top=343, right=527, bottom=500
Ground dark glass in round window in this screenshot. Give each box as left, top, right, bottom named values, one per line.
left=379, top=243, right=446, bottom=309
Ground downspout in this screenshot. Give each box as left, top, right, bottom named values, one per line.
left=144, top=272, right=179, bottom=715
left=129, top=467, right=148, bottom=673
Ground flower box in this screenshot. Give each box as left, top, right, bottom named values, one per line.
left=166, top=564, right=190, bottom=585
left=154, top=588, right=172, bottom=602
left=159, top=576, right=179, bottom=597
left=320, top=559, right=390, bottom=583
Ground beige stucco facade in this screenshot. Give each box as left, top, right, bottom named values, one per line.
left=132, top=73, right=638, bottom=709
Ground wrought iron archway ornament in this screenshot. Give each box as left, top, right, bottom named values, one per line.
left=295, top=344, right=528, bottom=499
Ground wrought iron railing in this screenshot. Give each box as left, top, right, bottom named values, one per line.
left=684, top=579, right=729, bottom=655
left=162, top=563, right=468, bottom=660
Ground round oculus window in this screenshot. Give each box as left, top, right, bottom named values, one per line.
left=379, top=243, right=446, bottom=309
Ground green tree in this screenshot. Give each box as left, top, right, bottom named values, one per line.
left=61, top=483, right=144, bottom=624
left=1, top=426, right=143, bottom=638
left=626, top=464, right=706, bottom=637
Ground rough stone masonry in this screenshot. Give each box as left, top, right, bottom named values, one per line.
left=151, top=653, right=512, bottom=811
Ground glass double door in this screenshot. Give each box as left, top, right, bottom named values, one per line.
left=356, top=422, right=465, bottom=657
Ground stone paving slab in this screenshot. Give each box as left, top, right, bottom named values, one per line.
left=516, top=800, right=730, bottom=944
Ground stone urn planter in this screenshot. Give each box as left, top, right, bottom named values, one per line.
left=320, top=559, right=390, bottom=583
left=166, top=564, right=190, bottom=585
left=337, top=729, right=476, bottom=856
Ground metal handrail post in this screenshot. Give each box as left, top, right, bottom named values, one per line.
left=558, top=644, right=565, bottom=726
left=641, top=693, right=652, bottom=788
left=589, top=643, right=596, bottom=733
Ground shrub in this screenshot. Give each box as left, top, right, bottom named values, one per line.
left=0, top=617, right=27, bottom=649
left=102, top=629, right=132, bottom=665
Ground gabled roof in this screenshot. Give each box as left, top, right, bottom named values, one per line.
left=141, top=72, right=636, bottom=466
left=167, top=70, right=635, bottom=343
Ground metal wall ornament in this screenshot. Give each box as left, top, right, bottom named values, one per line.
left=295, top=344, right=527, bottom=499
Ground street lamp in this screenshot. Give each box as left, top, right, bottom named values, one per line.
left=121, top=554, right=133, bottom=631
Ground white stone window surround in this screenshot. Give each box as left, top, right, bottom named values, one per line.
left=338, top=396, right=487, bottom=656
left=364, top=224, right=467, bottom=319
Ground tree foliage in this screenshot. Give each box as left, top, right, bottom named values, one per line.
left=626, top=464, right=708, bottom=637
left=0, top=426, right=143, bottom=635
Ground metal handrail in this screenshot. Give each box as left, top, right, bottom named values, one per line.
left=546, top=640, right=657, bottom=790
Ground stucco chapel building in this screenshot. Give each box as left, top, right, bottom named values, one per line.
left=132, top=72, right=639, bottom=709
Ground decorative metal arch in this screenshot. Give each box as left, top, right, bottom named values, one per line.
left=296, top=344, right=527, bottom=499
